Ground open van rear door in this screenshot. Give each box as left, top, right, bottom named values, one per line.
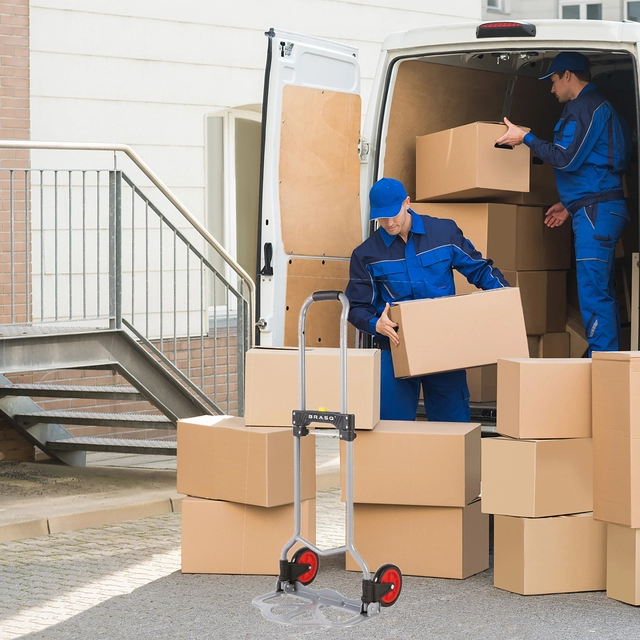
left=257, top=28, right=362, bottom=347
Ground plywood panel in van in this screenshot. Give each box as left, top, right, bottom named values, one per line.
left=279, top=85, right=362, bottom=258
left=284, top=257, right=355, bottom=348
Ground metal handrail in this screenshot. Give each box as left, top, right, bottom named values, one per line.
left=0, top=139, right=256, bottom=344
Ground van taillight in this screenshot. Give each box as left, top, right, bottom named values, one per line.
left=476, top=22, right=536, bottom=38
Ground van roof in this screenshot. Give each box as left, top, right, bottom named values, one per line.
left=382, top=19, right=640, bottom=53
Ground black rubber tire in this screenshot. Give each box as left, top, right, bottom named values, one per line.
left=373, top=563, right=402, bottom=607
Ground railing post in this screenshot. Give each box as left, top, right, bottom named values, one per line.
left=109, top=171, right=122, bottom=329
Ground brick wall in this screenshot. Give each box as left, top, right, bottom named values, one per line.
left=0, top=0, right=31, bottom=460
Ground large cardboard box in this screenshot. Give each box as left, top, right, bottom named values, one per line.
left=466, top=364, right=497, bottom=402
left=592, top=352, right=640, bottom=527
left=244, top=347, right=380, bottom=429
left=387, top=288, right=528, bottom=378
left=411, top=203, right=571, bottom=281
left=527, top=332, right=571, bottom=358
left=345, top=500, right=488, bottom=579
left=502, top=270, right=567, bottom=335
left=496, top=358, right=592, bottom=439
left=482, top=437, right=593, bottom=517
left=607, top=523, right=640, bottom=605
left=415, top=121, right=530, bottom=202
left=177, top=415, right=315, bottom=507
left=339, top=421, right=481, bottom=507
left=181, top=497, right=315, bottom=575
left=494, top=513, right=606, bottom=595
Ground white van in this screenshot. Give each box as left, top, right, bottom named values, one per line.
left=256, top=21, right=639, bottom=351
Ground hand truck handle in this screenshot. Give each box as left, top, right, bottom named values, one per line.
left=298, top=290, right=350, bottom=416
left=311, top=290, right=343, bottom=302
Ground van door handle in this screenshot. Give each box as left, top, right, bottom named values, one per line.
left=260, top=242, right=273, bottom=276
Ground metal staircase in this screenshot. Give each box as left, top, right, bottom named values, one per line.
left=0, top=141, right=255, bottom=465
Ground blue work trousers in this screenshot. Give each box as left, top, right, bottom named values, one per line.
left=572, top=200, right=628, bottom=354
left=380, top=349, right=470, bottom=422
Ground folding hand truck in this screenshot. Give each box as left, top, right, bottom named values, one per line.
left=253, top=290, right=402, bottom=628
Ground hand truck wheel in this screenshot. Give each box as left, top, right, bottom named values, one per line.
left=291, top=547, right=319, bottom=586
left=373, top=563, right=402, bottom=607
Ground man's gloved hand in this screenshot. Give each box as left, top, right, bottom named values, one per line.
left=376, top=303, right=400, bottom=347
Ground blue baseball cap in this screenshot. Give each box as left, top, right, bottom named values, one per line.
left=369, top=178, right=408, bottom=220
left=539, top=52, right=590, bottom=81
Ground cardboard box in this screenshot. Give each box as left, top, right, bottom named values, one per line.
left=496, top=358, right=592, bottom=439
left=345, top=500, right=488, bottom=579
left=592, top=352, right=640, bottom=527
left=387, top=288, right=528, bottom=378
left=527, top=332, right=571, bottom=358
left=501, top=270, right=567, bottom=335
left=607, top=523, right=640, bottom=605
left=244, top=347, right=380, bottom=429
left=415, top=121, right=530, bottom=202
left=466, top=364, right=497, bottom=402
left=181, top=497, right=315, bottom=575
left=481, top=437, right=593, bottom=517
left=566, top=317, right=589, bottom=358
left=177, top=415, right=315, bottom=507
left=411, top=202, right=571, bottom=276
left=498, top=156, right=559, bottom=206
left=494, top=513, right=606, bottom=595
left=339, top=421, right=481, bottom=507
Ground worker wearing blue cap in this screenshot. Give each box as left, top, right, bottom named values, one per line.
left=345, top=177, right=509, bottom=422
left=496, top=51, right=631, bottom=354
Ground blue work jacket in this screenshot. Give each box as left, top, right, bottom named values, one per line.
left=345, top=211, right=509, bottom=349
left=523, top=83, right=630, bottom=214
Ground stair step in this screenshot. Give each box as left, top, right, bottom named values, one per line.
left=0, top=383, right=145, bottom=401
left=46, top=436, right=177, bottom=455
left=14, top=410, right=174, bottom=429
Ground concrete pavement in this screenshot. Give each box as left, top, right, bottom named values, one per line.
left=2, top=435, right=640, bottom=638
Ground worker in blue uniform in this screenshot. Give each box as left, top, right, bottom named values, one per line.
left=497, top=51, right=631, bottom=354
left=345, top=177, right=509, bottom=422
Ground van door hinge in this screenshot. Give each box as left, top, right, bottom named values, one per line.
left=279, top=41, right=294, bottom=57
left=358, top=137, right=370, bottom=163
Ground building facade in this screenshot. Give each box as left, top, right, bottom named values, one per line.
left=483, top=0, right=638, bottom=21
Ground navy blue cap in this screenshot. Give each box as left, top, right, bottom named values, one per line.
left=539, top=52, right=590, bottom=81
left=369, top=178, right=408, bottom=220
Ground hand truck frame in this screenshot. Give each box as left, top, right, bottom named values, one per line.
left=253, top=291, right=402, bottom=628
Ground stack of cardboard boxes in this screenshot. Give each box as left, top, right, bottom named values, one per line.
left=341, top=421, right=489, bottom=579
left=592, top=352, right=640, bottom=605
left=412, top=121, right=576, bottom=403
left=483, top=358, right=607, bottom=595
left=177, top=346, right=381, bottom=576
left=177, top=414, right=316, bottom=575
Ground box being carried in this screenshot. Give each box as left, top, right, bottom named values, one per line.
left=387, top=287, right=528, bottom=378
left=415, top=122, right=530, bottom=202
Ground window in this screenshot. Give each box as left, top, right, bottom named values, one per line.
left=486, top=0, right=507, bottom=12
left=627, top=1, right=640, bottom=21
left=559, top=2, right=602, bottom=19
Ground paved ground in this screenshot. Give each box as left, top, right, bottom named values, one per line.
left=2, top=435, right=640, bottom=638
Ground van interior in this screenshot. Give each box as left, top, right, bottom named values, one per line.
left=381, top=49, right=639, bottom=353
